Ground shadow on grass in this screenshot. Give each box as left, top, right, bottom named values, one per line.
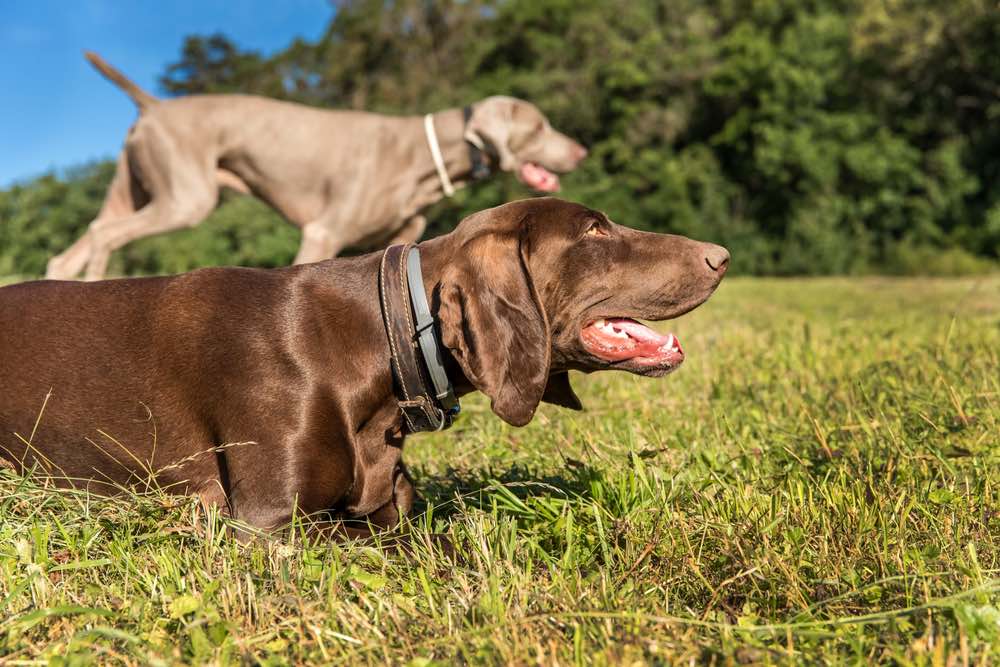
left=410, top=460, right=601, bottom=520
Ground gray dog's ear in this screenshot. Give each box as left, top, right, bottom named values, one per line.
left=542, top=371, right=583, bottom=411
left=438, top=220, right=551, bottom=427
left=465, top=96, right=520, bottom=172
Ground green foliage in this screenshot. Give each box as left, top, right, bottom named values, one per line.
left=2, top=276, right=999, bottom=662
left=0, top=165, right=300, bottom=277
left=0, top=163, right=115, bottom=276
left=3, top=0, right=1000, bottom=276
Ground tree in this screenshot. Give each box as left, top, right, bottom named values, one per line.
left=3, top=0, right=997, bottom=277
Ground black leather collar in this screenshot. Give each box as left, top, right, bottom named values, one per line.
left=378, top=244, right=460, bottom=433
left=463, top=105, right=493, bottom=181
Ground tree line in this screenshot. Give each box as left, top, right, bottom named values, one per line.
left=3, top=0, right=999, bottom=276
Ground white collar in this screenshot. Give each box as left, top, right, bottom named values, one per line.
left=424, top=113, right=455, bottom=197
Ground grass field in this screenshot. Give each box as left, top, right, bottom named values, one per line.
left=2, top=275, right=999, bottom=665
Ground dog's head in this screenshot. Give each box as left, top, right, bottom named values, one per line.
left=436, top=197, right=729, bottom=426
left=465, top=96, right=587, bottom=192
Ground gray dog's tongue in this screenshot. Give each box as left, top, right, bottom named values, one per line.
left=520, top=162, right=560, bottom=192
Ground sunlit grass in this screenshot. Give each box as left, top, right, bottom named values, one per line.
left=2, top=276, right=999, bottom=664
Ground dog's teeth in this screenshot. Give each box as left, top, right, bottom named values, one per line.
left=663, top=334, right=675, bottom=350
left=593, top=319, right=630, bottom=340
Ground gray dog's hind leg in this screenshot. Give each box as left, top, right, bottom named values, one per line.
left=47, top=152, right=143, bottom=280
left=48, top=119, right=224, bottom=281
left=81, top=195, right=217, bottom=280
left=46, top=230, right=98, bottom=280
left=80, top=118, right=221, bottom=280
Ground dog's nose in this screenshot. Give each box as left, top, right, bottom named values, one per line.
left=704, top=244, right=730, bottom=274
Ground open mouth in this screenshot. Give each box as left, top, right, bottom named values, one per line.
left=580, top=318, right=684, bottom=375
left=519, top=162, right=560, bottom=192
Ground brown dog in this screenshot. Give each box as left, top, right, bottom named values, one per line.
left=45, top=52, right=587, bottom=281
left=1, top=198, right=728, bottom=534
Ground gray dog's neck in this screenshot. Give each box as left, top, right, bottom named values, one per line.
left=425, top=107, right=485, bottom=193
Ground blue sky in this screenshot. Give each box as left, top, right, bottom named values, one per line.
left=0, top=0, right=332, bottom=187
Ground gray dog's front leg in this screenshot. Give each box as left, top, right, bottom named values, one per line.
left=388, top=215, right=428, bottom=246
left=294, top=222, right=345, bottom=264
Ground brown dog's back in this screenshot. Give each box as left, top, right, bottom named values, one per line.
left=1, top=270, right=290, bottom=491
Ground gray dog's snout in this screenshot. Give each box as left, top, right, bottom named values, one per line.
left=704, top=244, right=730, bottom=274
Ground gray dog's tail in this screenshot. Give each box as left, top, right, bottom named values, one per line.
left=84, top=51, right=157, bottom=111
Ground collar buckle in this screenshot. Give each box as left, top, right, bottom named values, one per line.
left=399, top=397, right=452, bottom=432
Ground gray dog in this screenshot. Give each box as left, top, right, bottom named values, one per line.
left=46, top=52, right=588, bottom=281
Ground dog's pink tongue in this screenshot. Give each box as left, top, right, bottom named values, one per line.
left=581, top=318, right=683, bottom=362
left=611, top=319, right=677, bottom=356
left=520, top=162, right=560, bottom=192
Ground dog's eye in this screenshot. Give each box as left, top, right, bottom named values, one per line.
left=584, top=221, right=608, bottom=238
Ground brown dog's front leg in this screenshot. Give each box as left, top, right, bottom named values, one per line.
left=300, top=466, right=455, bottom=556
left=365, top=463, right=416, bottom=529
left=296, top=465, right=414, bottom=542
left=363, top=465, right=456, bottom=558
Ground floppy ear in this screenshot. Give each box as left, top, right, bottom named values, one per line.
left=465, top=97, right=519, bottom=172
left=438, top=227, right=551, bottom=426
left=542, top=371, right=583, bottom=411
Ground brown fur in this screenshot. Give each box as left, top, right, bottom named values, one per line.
left=3, top=198, right=728, bottom=535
